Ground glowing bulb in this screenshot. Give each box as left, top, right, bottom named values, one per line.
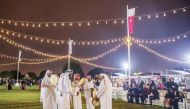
left=163, top=13, right=166, bottom=17
left=96, top=21, right=99, bottom=24
left=78, top=23, right=82, bottom=26
left=1, top=21, right=4, bottom=24
left=69, top=23, right=73, bottom=26
left=184, top=35, right=187, bottom=38
left=87, top=22, right=90, bottom=26
left=138, top=17, right=142, bottom=20
left=6, top=31, right=9, bottom=34
left=61, top=23, right=65, bottom=26
left=32, top=24, right=35, bottom=27
left=26, top=23, right=29, bottom=27
left=114, top=20, right=117, bottom=24
left=121, top=20, right=124, bottom=24
left=8, top=21, right=11, bottom=23
left=106, top=21, right=108, bottom=24
left=38, top=24, right=41, bottom=27
left=46, top=23, right=49, bottom=27
left=53, top=23, right=56, bottom=26
left=148, top=15, right=151, bottom=19
left=173, top=10, right=176, bottom=14
left=21, top=23, right=24, bottom=26
left=14, top=23, right=18, bottom=26
left=156, top=14, right=159, bottom=18
left=183, top=8, right=186, bottom=12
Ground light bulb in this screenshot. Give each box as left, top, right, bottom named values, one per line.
left=183, top=8, right=186, bottom=12
left=148, top=15, right=151, bottom=19
left=173, top=10, right=176, bottom=14
left=121, top=20, right=124, bottom=24
left=138, top=17, right=142, bottom=20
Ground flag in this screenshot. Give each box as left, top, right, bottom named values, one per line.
left=18, top=50, right=22, bottom=62
left=128, top=8, right=135, bottom=34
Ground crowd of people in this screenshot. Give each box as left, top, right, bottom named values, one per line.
left=0, top=72, right=188, bottom=109
left=40, top=70, right=112, bottom=109
left=0, top=77, right=36, bottom=90
left=123, top=79, right=185, bottom=109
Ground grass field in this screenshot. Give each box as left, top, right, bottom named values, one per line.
left=0, top=85, right=163, bottom=109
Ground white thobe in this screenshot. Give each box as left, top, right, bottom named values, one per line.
left=59, top=74, right=76, bottom=109
left=73, top=82, right=82, bottom=109
left=97, top=79, right=112, bottom=109
left=84, top=80, right=94, bottom=109
left=41, top=78, right=57, bottom=109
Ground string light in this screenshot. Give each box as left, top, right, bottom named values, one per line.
left=132, top=31, right=190, bottom=45
left=77, top=42, right=124, bottom=61
left=0, top=6, right=189, bottom=28
left=0, top=34, right=65, bottom=58
left=0, top=53, right=64, bottom=62
left=135, top=43, right=188, bottom=64
left=0, top=62, right=17, bottom=67
left=71, top=56, right=121, bottom=70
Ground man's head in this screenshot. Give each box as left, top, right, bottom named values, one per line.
left=86, top=75, right=92, bottom=81
left=66, top=70, right=73, bottom=81
left=46, top=70, right=53, bottom=78
left=95, top=74, right=104, bottom=80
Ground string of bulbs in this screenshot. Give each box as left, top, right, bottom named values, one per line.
left=132, top=31, right=190, bottom=44
left=0, top=6, right=189, bottom=28
left=70, top=56, right=121, bottom=70
left=134, top=42, right=188, bottom=64
left=0, top=27, right=123, bottom=46
left=0, top=53, right=60, bottom=62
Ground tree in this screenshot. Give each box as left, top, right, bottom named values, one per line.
left=9, top=70, right=22, bottom=79
left=27, top=72, right=37, bottom=79
left=0, top=70, right=9, bottom=78
left=88, top=67, right=104, bottom=78
left=62, top=61, right=84, bottom=78
left=0, top=70, right=22, bottom=79
left=39, top=70, right=46, bottom=79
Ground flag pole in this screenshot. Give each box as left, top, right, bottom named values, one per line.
left=68, top=38, right=71, bottom=71
left=126, top=5, right=131, bottom=87
left=68, top=38, right=73, bottom=71
left=16, top=50, right=21, bottom=86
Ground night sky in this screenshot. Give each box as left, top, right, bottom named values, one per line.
left=0, top=0, right=190, bottom=74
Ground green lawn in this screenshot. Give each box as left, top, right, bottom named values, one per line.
left=0, top=85, right=163, bottom=109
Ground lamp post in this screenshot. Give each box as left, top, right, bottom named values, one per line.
left=122, top=62, right=130, bottom=86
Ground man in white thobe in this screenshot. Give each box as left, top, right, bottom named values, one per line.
left=56, top=73, right=65, bottom=109
left=95, top=73, right=112, bottom=109
left=41, top=70, right=57, bottom=109
left=57, top=71, right=77, bottom=109
left=84, top=75, right=94, bottom=109
left=72, top=74, right=82, bottom=109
